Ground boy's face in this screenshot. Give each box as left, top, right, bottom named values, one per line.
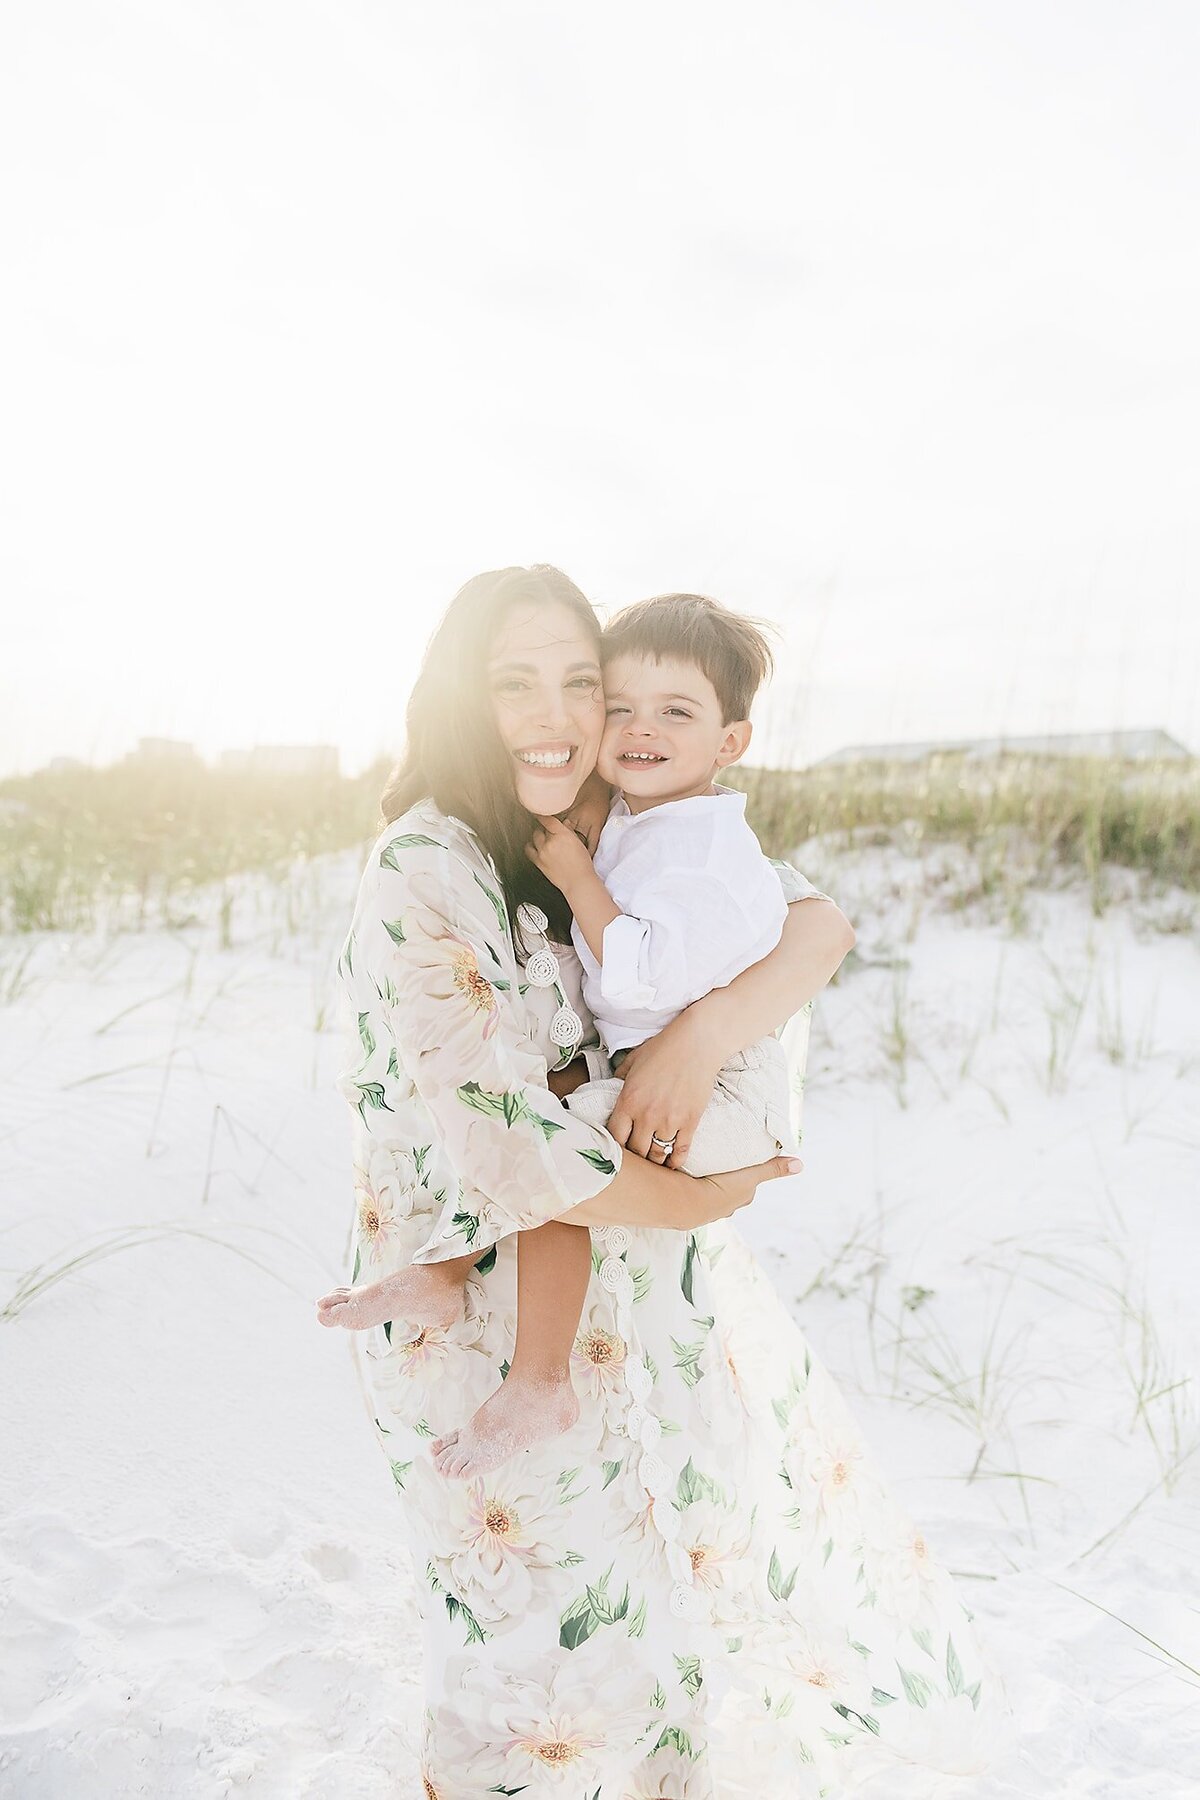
left=597, top=652, right=752, bottom=812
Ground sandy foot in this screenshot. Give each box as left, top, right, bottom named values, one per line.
left=315, top=1263, right=464, bottom=1333
left=432, top=1372, right=580, bottom=1478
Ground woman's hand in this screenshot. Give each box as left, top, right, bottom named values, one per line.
left=607, top=1010, right=726, bottom=1168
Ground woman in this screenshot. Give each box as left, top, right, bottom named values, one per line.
left=325, top=567, right=1005, bottom=1798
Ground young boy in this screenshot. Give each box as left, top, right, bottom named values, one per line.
left=319, top=595, right=800, bottom=1479
left=547, top=593, right=798, bottom=1177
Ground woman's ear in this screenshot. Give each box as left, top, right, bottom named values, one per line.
left=715, top=719, right=753, bottom=769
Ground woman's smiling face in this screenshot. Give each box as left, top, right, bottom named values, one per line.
left=489, top=600, right=605, bottom=814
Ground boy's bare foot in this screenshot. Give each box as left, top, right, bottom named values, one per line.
left=432, top=1372, right=580, bottom=1478
left=316, top=1262, right=464, bottom=1333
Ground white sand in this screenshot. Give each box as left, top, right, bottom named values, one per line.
left=2, top=840, right=1197, bottom=1798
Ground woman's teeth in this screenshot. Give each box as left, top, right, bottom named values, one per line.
left=517, top=748, right=573, bottom=767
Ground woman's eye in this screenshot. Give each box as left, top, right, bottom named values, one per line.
left=496, top=680, right=529, bottom=694
left=569, top=676, right=601, bottom=691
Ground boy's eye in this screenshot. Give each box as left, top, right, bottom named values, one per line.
left=664, top=707, right=690, bottom=718
left=605, top=706, right=631, bottom=716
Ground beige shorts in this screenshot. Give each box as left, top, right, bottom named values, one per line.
left=563, top=1033, right=798, bottom=1176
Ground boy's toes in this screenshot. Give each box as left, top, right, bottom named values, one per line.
left=431, top=1430, right=458, bottom=1459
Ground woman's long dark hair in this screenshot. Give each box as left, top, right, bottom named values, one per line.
left=381, top=565, right=600, bottom=946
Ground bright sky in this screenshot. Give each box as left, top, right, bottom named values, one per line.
left=2, top=1, right=1197, bottom=777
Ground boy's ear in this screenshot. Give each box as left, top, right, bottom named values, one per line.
left=715, top=719, right=753, bottom=769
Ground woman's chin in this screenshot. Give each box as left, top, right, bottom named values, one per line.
left=515, top=770, right=586, bottom=815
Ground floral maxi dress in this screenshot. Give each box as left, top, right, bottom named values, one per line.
left=335, top=800, right=1008, bottom=1800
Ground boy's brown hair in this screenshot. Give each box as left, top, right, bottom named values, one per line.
left=601, top=593, right=775, bottom=724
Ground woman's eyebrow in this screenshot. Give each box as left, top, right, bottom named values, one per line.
left=489, top=659, right=601, bottom=674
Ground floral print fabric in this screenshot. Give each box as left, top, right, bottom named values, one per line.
left=336, top=801, right=1005, bottom=1799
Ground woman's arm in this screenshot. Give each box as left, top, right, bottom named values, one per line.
left=563, top=1146, right=804, bottom=1230
left=608, top=894, right=855, bottom=1165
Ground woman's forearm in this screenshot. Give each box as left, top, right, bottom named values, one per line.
left=684, top=897, right=854, bottom=1064
left=564, top=1144, right=802, bottom=1231
left=564, top=1156, right=698, bottom=1229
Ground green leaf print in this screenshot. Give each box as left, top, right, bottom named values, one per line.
left=871, top=1687, right=899, bottom=1706
left=674, top=1654, right=704, bottom=1698
left=832, top=1703, right=881, bottom=1736
left=680, top=1235, right=697, bottom=1304
left=352, top=1245, right=361, bottom=1283
left=768, top=1549, right=799, bottom=1603
left=357, top=1013, right=375, bottom=1057
left=897, top=1665, right=933, bottom=1708
left=577, top=1146, right=617, bottom=1174
left=628, top=1262, right=652, bottom=1302
left=389, top=1459, right=412, bottom=1491
left=559, top=1593, right=599, bottom=1651
left=529, top=1111, right=566, bottom=1141
left=558, top=1550, right=586, bottom=1567
left=671, top=1336, right=706, bottom=1388
left=676, top=1458, right=703, bottom=1508
left=559, top=1566, right=632, bottom=1648
left=946, top=1635, right=964, bottom=1696
left=649, top=1681, right=666, bottom=1711
left=652, top=1727, right=696, bottom=1759
left=473, top=872, right=510, bottom=937
left=966, top=1680, right=982, bottom=1711
left=386, top=1046, right=399, bottom=1078
left=380, top=835, right=444, bottom=872
left=456, top=1081, right=509, bottom=1120
left=382, top=917, right=406, bottom=945
left=473, top=1244, right=497, bottom=1276
left=451, top=1210, right=480, bottom=1244
left=911, top=1624, right=934, bottom=1658
left=426, top=1560, right=490, bottom=1646
left=626, top=1594, right=647, bottom=1639
left=601, top=1460, right=622, bottom=1489
left=354, top=1082, right=392, bottom=1121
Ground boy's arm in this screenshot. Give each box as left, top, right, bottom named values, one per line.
left=526, top=815, right=620, bottom=961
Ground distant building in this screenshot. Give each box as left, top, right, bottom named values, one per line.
left=218, top=745, right=341, bottom=778
left=812, top=729, right=1192, bottom=768
left=124, top=737, right=201, bottom=764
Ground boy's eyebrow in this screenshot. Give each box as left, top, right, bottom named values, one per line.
left=605, top=689, right=708, bottom=706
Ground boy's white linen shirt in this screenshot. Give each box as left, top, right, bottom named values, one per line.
left=571, top=788, right=789, bottom=1055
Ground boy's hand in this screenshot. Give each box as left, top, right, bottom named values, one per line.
left=526, top=814, right=596, bottom=893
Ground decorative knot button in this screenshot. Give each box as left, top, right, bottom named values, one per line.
left=604, top=1226, right=632, bottom=1257
left=625, top=1361, right=654, bottom=1402
left=669, top=1582, right=706, bottom=1620
left=516, top=901, right=549, bottom=935
left=638, top=1452, right=671, bottom=1497
left=524, top=948, right=560, bottom=988
left=598, top=1255, right=631, bottom=1295
left=550, top=1005, right=583, bottom=1049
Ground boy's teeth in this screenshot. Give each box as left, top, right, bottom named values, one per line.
left=622, top=753, right=664, bottom=761
left=518, top=749, right=572, bottom=767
